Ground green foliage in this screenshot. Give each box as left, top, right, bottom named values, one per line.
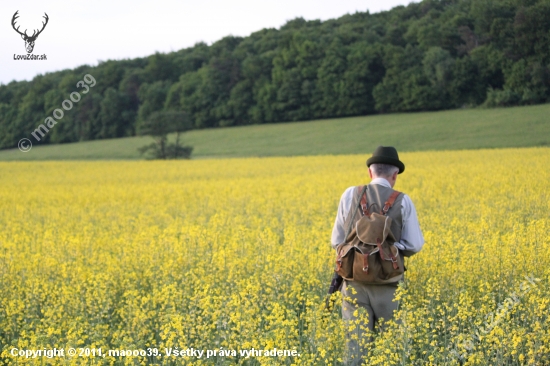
left=137, top=111, right=193, bottom=159
left=2, top=0, right=550, bottom=150
left=1, top=103, right=549, bottom=161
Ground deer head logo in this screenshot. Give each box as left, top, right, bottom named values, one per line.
left=12, top=11, right=49, bottom=54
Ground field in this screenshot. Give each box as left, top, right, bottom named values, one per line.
left=1, top=147, right=549, bottom=365
left=1, top=104, right=550, bottom=161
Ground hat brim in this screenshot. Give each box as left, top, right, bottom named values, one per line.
left=366, top=156, right=405, bottom=174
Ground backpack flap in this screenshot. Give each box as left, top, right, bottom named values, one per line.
left=352, top=243, right=382, bottom=283
left=355, top=213, right=396, bottom=245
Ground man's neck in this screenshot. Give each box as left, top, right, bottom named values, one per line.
left=370, top=177, right=392, bottom=188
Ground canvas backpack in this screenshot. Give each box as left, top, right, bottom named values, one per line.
left=335, top=185, right=405, bottom=284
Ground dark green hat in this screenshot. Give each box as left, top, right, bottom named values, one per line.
left=366, top=146, right=405, bottom=174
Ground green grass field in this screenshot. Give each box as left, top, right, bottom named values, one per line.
left=1, top=104, right=549, bottom=160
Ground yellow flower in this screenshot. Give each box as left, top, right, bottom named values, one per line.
left=0, top=148, right=548, bottom=365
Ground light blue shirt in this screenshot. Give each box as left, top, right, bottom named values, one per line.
left=331, top=178, right=424, bottom=256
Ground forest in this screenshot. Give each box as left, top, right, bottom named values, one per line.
left=1, top=0, right=549, bottom=149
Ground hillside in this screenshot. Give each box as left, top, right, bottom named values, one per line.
left=1, top=104, right=548, bottom=161
left=1, top=0, right=550, bottom=152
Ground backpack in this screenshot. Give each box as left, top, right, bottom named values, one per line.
left=335, top=185, right=405, bottom=284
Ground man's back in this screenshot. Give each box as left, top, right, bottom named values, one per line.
left=330, top=146, right=424, bottom=366
left=332, top=178, right=423, bottom=257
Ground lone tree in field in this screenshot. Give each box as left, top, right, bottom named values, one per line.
left=137, top=111, right=193, bottom=159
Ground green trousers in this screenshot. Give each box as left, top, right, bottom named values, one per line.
left=341, top=280, right=400, bottom=366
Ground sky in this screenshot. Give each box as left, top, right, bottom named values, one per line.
left=0, top=0, right=418, bottom=85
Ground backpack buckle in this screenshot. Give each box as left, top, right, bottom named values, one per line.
left=390, top=254, right=399, bottom=269
left=362, top=252, right=369, bottom=272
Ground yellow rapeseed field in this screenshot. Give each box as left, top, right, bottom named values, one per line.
left=0, top=147, right=549, bottom=365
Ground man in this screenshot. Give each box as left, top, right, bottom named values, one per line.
left=331, top=146, right=424, bottom=365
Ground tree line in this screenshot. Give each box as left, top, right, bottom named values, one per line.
left=1, top=0, right=549, bottom=149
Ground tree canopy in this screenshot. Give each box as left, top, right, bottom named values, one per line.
left=2, top=0, right=550, bottom=150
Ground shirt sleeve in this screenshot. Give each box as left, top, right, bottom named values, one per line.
left=331, top=187, right=355, bottom=249
left=393, top=194, right=424, bottom=256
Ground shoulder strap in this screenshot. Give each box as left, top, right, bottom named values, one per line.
left=382, top=190, right=401, bottom=215
left=360, top=186, right=368, bottom=216
left=344, top=185, right=368, bottom=240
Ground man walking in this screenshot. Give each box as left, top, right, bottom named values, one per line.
left=331, top=146, right=424, bottom=365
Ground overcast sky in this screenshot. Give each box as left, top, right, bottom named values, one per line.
left=1, top=0, right=417, bottom=85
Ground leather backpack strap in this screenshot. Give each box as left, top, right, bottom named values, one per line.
left=378, top=237, right=399, bottom=270
left=362, top=252, right=369, bottom=273
left=382, top=190, right=401, bottom=215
